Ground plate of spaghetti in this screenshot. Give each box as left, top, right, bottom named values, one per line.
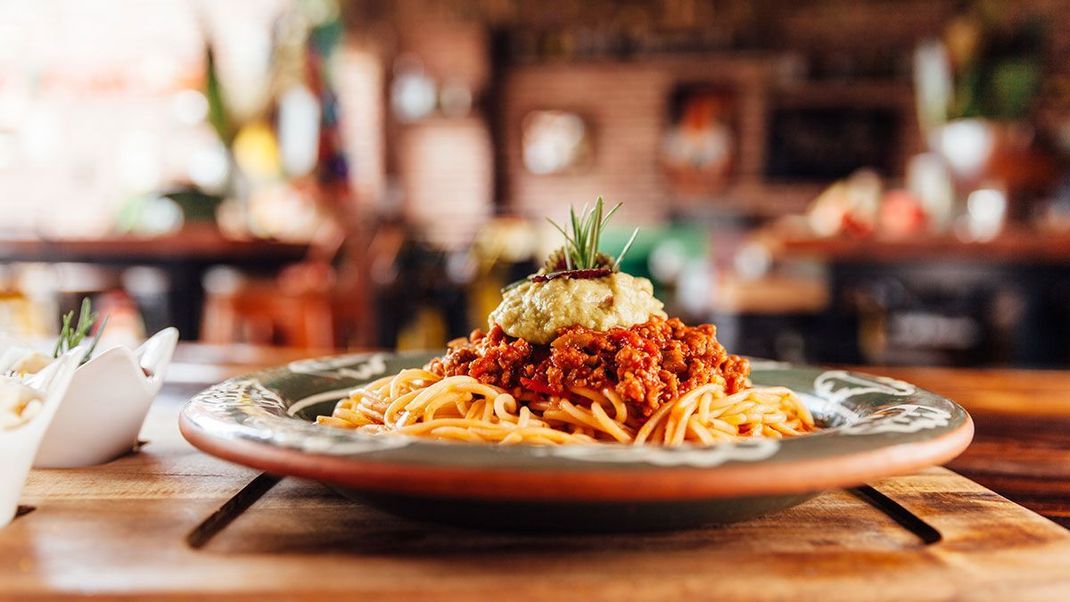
left=181, top=199, right=973, bottom=531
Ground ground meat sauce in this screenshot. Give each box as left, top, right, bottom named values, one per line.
left=428, top=316, right=750, bottom=416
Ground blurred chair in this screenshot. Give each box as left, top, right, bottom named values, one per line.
left=201, top=277, right=335, bottom=349
left=200, top=218, right=370, bottom=350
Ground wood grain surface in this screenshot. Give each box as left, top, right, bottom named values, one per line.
left=876, top=366, right=1070, bottom=529
left=2, top=351, right=1070, bottom=600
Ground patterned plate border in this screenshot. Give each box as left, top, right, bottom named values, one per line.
left=181, top=353, right=970, bottom=470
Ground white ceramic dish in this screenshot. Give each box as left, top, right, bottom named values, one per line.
left=34, top=327, right=179, bottom=468
left=0, top=348, right=84, bottom=528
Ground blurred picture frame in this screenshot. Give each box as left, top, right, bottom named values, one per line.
left=764, top=106, right=900, bottom=182
left=660, top=83, right=739, bottom=195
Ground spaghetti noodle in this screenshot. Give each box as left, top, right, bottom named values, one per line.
left=317, top=368, right=816, bottom=445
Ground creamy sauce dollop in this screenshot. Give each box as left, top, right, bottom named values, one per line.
left=0, top=379, right=43, bottom=431
left=489, top=272, right=666, bottom=344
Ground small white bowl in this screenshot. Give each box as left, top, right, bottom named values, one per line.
left=33, top=327, right=179, bottom=469
left=0, top=348, right=84, bottom=528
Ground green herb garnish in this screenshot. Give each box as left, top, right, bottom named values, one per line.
left=545, top=196, right=639, bottom=272
left=52, top=297, right=109, bottom=365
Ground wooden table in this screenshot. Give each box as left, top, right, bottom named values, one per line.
left=773, top=232, right=1070, bottom=367
left=5, top=347, right=1070, bottom=600
left=778, top=230, right=1070, bottom=264
left=0, top=228, right=309, bottom=340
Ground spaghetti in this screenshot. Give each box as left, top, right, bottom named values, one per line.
left=316, top=368, right=816, bottom=445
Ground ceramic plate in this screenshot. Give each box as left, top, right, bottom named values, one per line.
left=180, top=352, right=973, bottom=531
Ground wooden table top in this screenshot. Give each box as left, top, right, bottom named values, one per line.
left=0, top=226, right=309, bottom=264
left=5, top=347, right=1070, bottom=600
left=776, top=229, right=1070, bottom=264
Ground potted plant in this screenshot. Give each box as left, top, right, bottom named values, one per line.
left=917, top=1, right=1054, bottom=199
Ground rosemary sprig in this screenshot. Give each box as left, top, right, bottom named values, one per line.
left=614, top=227, right=639, bottom=270
left=52, top=297, right=109, bottom=365
left=545, top=196, right=638, bottom=272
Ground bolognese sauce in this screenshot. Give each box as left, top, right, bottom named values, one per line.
left=428, top=316, right=750, bottom=416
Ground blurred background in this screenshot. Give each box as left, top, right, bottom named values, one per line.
left=2, top=0, right=1070, bottom=367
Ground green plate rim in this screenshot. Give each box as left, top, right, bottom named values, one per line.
left=180, top=351, right=972, bottom=472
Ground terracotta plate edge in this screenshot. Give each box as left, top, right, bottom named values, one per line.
left=179, top=414, right=974, bottom=502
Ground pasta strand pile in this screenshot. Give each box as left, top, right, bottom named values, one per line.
left=317, top=369, right=816, bottom=445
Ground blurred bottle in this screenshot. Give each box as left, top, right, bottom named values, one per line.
left=468, top=217, right=538, bottom=330
left=906, top=152, right=954, bottom=233
left=368, top=212, right=474, bottom=350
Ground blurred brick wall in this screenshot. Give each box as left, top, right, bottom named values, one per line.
left=397, top=20, right=489, bottom=91
left=399, top=118, right=493, bottom=248
left=495, top=0, right=1070, bottom=224
left=390, top=20, right=494, bottom=247
left=503, top=64, right=668, bottom=223
left=502, top=59, right=771, bottom=224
